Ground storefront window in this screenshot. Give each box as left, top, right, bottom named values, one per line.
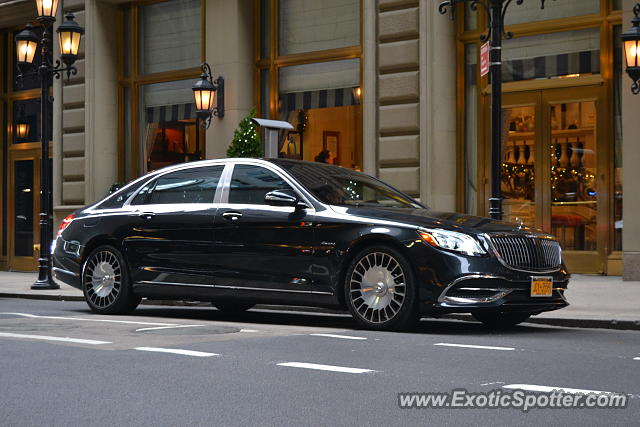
left=502, top=28, right=600, bottom=82
left=138, top=0, right=201, bottom=75
left=278, top=0, right=360, bottom=55
left=504, top=0, right=599, bottom=26
left=139, top=80, right=201, bottom=173
left=278, top=59, right=361, bottom=169
left=464, top=44, right=478, bottom=215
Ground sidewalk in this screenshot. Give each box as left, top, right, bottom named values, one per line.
left=1, top=271, right=638, bottom=330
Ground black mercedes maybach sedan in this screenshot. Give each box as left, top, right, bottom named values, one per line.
left=52, top=158, right=569, bottom=330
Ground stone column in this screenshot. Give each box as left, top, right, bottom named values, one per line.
left=622, top=0, right=640, bottom=280
left=204, top=0, right=255, bottom=159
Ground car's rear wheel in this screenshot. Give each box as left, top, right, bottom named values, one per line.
left=213, top=302, right=254, bottom=312
left=472, top=311, right=531, bottom=328
left=345, top=245, right=418, bottom=331
left=82, top=245, right=141, bottom=314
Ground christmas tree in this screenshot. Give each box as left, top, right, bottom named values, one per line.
left=226, top=108, right=263, bottom=158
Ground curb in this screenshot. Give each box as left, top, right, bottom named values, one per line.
left=2, top=292, right=639, bottom=331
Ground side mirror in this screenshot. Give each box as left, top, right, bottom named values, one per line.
left=265, top=189, right=298, bottom=207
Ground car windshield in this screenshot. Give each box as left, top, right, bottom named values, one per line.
left=273, top=161, right=422, bottom=209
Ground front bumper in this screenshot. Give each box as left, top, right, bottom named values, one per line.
left=432, top=275, right=568, bottom=315
left=404, top=238, right=570, bottom=316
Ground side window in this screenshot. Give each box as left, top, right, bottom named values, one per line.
left=133, top=165, right=224, bottom=205
left=97, top=179, right=148, bottom=209
left=228, top=164, right=293, bottom=205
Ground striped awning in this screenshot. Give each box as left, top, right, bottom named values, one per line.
left=280, top=87, right=359, bottom=112
left=467, top=49, right=601, bottom=84
left=145, top=103, right=196, bottom=124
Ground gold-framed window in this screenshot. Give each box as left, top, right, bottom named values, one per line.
left=117, top=0, right=206, bottom=182
left=255, top=0, right=363, bottom=169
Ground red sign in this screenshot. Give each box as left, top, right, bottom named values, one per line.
left=480, top=42, right=490, bottom=77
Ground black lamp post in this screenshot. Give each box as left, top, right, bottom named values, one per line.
left=622, top=4, right=640, bottom=94
left=15, top=1, right=84, bottom=289
left=192, top=62, right=224, bottom=129
left=438, top=0, right=553, bottom=220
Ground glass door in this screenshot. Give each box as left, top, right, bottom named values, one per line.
left=501, top=92, right=543, bottom=229
left=542, top=86, right=606, bottom=274
left=9, top=149, right=41, bottom=271
left=500, top=86, right=607, bottom=273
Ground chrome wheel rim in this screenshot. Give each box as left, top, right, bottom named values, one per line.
left=84, top=251, right=122, bottom=308
left=349, top=252, right=406, bottom=323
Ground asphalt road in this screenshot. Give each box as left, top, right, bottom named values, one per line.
left=0, top=298, right=638, bottom=427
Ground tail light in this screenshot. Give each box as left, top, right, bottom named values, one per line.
left=57, top=213, right=75, bottom=237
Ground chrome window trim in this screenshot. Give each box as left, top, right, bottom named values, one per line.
left=123, top=161, right=228, bottom=208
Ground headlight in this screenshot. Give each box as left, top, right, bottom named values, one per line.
left=417, top=229, right=486, bottom=256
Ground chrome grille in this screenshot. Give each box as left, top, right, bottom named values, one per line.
left=489, top=236, right=561, bottom=272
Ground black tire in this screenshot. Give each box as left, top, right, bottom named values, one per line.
left=472, top=311, right=531, bottom=329
left=82, top=245, right=141, bottom=315
left=344, top=245, right=418, bottom=331
left=212, top=302, right=255, bottom=312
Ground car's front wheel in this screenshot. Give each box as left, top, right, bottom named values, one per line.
left=345, top=245, right=418, bottom=331
left=82, top=245, right=141, bottom=314
left=472, top=311, right=531, bottom=328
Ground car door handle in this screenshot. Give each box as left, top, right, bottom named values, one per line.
left=138, top=212, right=155, bottom=220
left=222, top=212, right=243, bottom=221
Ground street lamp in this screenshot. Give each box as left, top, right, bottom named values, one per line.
left=192, top=62, right=224, bottom=129
left=36, top=0, right=59, bottom=22
left=622, top=3, right=640, bottom=94
left=57, top=12, right=84, bottom=69
left=438, top=0, right=553, bottom=220
left=15, top=2, right=84, bottom=289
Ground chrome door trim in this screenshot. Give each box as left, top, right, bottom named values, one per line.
left=135, top=280, right=334, bottom=296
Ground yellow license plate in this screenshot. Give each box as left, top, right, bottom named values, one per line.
left=531, top=277, right=553, bottom=297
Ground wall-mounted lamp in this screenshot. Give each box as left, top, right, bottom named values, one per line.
left=192, top=62, right=224, bottom=129
left=622, top=4, right=640, bottom=94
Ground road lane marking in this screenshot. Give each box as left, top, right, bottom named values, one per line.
left=434, top=343, right=515, bottom=351
left=309, top=333, right=367, bottom=340
left=0, top=332, right=111, bottom=345
left=134, top=347, right=219, bottom=357
left=240, top=329, right=259, bottom=333
left=277, top=362, right=374, bottom=374
left=634, top=357, right=640, bottom=361
left=1, top=312, right=177, bottom=327
left=135, top=325, right=205, bottom=332
left=503, top=384, right=615, bottom=395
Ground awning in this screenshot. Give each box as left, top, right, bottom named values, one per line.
left=145, top=102, right=195, bottom=124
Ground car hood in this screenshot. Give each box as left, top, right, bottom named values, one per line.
left=330, top=205, right=545, bottom=236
